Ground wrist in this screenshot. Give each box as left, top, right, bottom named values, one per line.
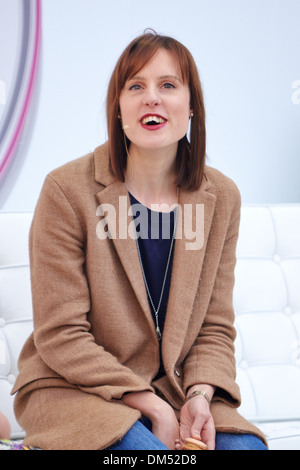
left=187, top=384, right=215, bottom=400
left=147, top=395, right=173, bottom=423
left=183, top=389, right=211, bottom=407
left=185, top=384, right=216, bottom=406
left=122, top=391, right=171, bottom=422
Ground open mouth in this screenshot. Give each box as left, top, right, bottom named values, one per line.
left=140, top=114, right=167, bottom=130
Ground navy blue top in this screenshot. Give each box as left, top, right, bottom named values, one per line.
left=129, top=192, right=176, bottom=379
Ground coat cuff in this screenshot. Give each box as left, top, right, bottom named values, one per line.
left=183, top=371, right=241, bottom=408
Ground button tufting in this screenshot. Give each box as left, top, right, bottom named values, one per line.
left=7, top=374, right=16, bottom=384
left=284, top=306, right=292, bottom=315
left=273, top=254, right=281, bottom=263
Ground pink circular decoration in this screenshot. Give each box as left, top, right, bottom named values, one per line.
left=0, top=0, right=41, bottom=181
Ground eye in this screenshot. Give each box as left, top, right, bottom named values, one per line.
left=162, top=82, right=176, bottom=89
left=129, top=84, right=142, bottom=91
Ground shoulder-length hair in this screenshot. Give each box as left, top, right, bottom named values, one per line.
left=106, top=31, right=206, bottom=191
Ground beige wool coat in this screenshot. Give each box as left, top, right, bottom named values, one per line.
left=12, top=142, right=266, bottom=450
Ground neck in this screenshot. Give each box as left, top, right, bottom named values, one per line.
left=125, top=143, right=178, bottom=208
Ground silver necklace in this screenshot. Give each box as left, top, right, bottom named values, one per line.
left=133, top=199, right=178, bottom=341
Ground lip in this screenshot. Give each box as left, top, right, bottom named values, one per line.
left=140, top=113, right=168, bottom=131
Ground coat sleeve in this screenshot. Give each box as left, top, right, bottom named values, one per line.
left=183, top=185, right=242, bottom=406
left=30, top=175, right=153, bottom=401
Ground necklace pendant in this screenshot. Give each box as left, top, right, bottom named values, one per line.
left=156, top=326, right=162, bottom=341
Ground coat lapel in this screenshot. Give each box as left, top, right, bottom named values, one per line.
left=162, top=178, right=216, bottom=371
left=94, top=145, right=157, bottom=339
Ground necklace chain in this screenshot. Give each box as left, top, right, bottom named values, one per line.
left=133, top=197, right=179, bottom=341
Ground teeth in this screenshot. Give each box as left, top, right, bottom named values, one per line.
left=142, top=116, right=166, bottom=125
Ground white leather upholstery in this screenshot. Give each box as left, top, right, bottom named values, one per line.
left=0, top=206, right=299, bottom=448
left=0, top=212, right=33, bottom=440
left=234, top=205, right=300, bottom=450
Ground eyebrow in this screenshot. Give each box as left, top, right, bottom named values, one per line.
left=129, top=74, right=182, bottom=83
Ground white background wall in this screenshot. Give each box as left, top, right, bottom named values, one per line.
left=1, top=0, right=300, bottom=211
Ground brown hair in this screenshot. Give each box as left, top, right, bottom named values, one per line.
left=106, top=31, right=206, bottom=191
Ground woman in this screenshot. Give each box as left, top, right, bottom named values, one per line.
left=12, top=31, right=267, bottom=450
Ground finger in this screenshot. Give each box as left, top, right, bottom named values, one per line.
left=201, top=420, right=216, bottom=450
left=190, top=421, right=204, bottom=441
left=174, top=441, right=182, bottom=450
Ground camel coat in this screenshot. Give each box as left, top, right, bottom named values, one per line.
left=12, top=142, right=266, bottom=450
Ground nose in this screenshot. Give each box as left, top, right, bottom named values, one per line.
left=142, top=86, right=161, bottom=107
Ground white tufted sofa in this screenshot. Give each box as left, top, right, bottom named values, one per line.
left=0, top=206, right=300, bottom=449
left=234, top=205, right=300, bottom=450
left=0, top=212, right=33, bottom=440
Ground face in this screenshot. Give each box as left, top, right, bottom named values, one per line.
left=119, top=48, right=191, bottom=155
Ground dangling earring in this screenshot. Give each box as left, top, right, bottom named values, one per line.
left=189, top=111, right=194, bottom=119
left=118, top=114, right=129, bottom=130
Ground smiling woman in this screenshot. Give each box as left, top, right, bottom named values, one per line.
left=107, top=32, right=206, bottom=193
left=13, top=30, right=267, bottom=451
left=118, top=47, right=192, bottom=200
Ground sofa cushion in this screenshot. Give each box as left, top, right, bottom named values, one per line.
left=258, top=421, right=300, bottom=450
left=0, top=212, right=33, bottom=440
left=234, top=205, right=300, bottom=449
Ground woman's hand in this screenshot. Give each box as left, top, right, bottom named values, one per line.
left=150, top=401, right=180, bottom=450
left=177, top=385, right=216, bottom=450
left=122, top=391, right=180, bottom=450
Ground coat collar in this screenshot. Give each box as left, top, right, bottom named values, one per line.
left=94, top=143, right=216, bottom=370
left=94, top=142, right=116, bottom=187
